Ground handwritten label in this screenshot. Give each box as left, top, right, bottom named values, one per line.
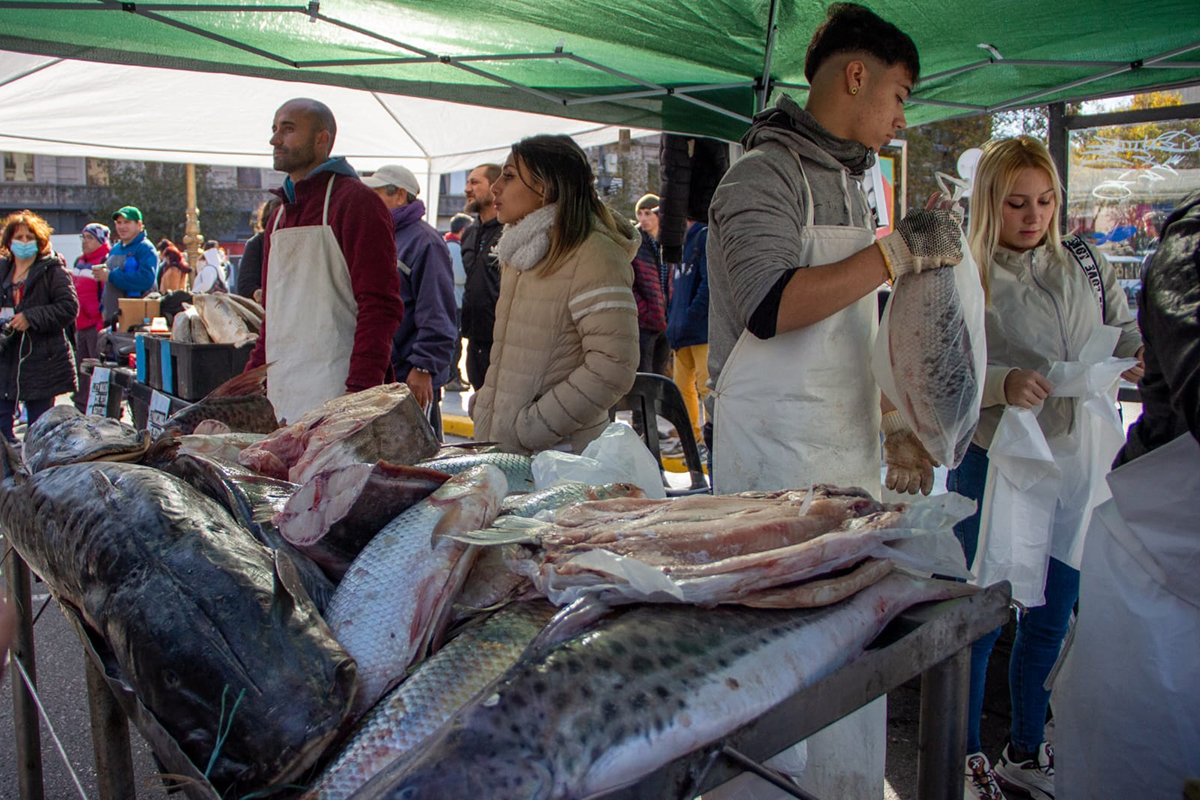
left=87, top=367, right=112, bottom=417
left=148, top=390, right=173, bottom=437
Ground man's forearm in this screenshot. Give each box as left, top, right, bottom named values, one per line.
left=775, top=243, right=889, bottom=333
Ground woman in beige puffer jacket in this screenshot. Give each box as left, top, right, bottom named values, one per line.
left=471, top=135, right=639, bottom=454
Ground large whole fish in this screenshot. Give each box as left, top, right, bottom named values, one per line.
left=0, top=441, right=356, bottom=796
left=152, top=451, right=336, bottom=611
left=164, top=364, right=279, bottom=435
left=414, top=452, right=535, bottom=493
left=354, top=574, right=974, bottom=799
left=191, top=292, right=260, bottom=346
left=885, top=267, right=980, bottom=467
left=302, top=602, right=558, bottom=800
left=22, top=406, right=150, bottom=473
left=324, top=464, right=508, bottom=714
left=275, top=461, right=450, bottom=580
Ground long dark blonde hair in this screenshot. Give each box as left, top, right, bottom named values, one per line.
left=510, top=135, right=621, bottom=276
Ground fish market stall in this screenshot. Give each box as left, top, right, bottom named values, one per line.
left=2, top=379, right=1011, bottom=800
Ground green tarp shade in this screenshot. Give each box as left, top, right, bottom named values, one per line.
left=1, top=0, right=1198, bottom=139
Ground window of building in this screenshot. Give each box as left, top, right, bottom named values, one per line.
left=3, top=152, right=35, bottom=182
left=237, top=167, right=261, bottom=189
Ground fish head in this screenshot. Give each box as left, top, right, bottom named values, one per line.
left=429, top=464, right=508, bottom=544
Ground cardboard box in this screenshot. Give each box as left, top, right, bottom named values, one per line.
left=117, top=298, right=161, bottom=332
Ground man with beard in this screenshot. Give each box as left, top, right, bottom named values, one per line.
left=245, top=97, right=403, bottom=424
left=459, top=163, right=504, bottom=390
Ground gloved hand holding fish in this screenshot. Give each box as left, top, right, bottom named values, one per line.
left=874, top=214, right=987, bottom=469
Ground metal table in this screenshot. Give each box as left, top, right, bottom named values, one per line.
left=596, top=582, right=1012, bottom=800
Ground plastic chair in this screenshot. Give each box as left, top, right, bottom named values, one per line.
left=611, top=372, right=710, bottom=496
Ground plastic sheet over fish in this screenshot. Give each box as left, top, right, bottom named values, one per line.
left=874, top=229, right=986, bottom=468
left=324, top=464, right=508, bottom=715
left=0, top=442, right=356, bottom=797
left=302, top=602, right=558, bottom=800
left=353, top=574, right=976, bottom=800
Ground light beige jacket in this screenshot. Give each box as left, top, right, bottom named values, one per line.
left=472, top=216, right=640, bottom=454
left=975, top=240, right=1141, bottom=448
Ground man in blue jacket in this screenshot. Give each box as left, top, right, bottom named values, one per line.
left=364, top=164, right=457, bottom=437
left=93, top=205, right=157, bottom=327
left=665, top=218, right=709, bottom=451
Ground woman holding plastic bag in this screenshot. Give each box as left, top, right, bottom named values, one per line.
left=946, top=136, right=1144, bottom=800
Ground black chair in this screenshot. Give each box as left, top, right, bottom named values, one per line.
left=611, top=372, right=710, bottom=496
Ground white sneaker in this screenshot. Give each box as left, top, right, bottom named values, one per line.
left=994, top=742, right=1053, bottom=800
left=965, top=751, right=1007, bottom=800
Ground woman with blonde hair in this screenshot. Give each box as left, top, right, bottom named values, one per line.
left=471, top=134, right=639, bottom=454
left=949, top=135, right=1144, bottom=799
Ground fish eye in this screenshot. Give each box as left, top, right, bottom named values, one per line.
left=162, top=669, right=180, bottom=689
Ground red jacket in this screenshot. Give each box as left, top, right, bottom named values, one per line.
left=247, top=167, right=403, bottom=392
left=72, top=244, right=110, bottom=331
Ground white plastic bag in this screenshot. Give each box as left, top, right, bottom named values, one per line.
left=873, top=225, right=986, bottom=468
left=531, top=422, right=666, bottom=499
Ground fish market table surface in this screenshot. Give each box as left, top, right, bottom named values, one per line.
left=593, top=581, right=1012, bottom=800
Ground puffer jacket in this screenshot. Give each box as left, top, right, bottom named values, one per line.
left=975, top=239, right=1141, bottom=448
left=472, top=216, right=640, bottom=454
left=0, top=253, right=79, bottom=401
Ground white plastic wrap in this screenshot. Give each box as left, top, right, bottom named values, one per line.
left=531, top=422, right=666, bottom=499
left=873, top=226, right=986, bottom=469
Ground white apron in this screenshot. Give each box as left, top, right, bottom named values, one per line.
left=1053, top=432, right=1200, bottom=799
left=265, top=175, right=359, bottom=424
left=706, top=157, right=884, bottom=800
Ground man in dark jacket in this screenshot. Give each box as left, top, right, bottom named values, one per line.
left=246, top=97, right=403, bottom=424
left=364, top=163, right=458, bottom=438
left=666, top=219, right=709, bottom=448
left=459, top=163, right=504, bottom=390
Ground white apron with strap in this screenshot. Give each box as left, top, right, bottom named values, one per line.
left=265, top=175, right=359, bottom=424
left=1053, top=432, right=1200, bottom=799
left=705, top=155, right=883, bottom=800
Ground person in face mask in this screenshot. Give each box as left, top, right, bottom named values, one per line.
left=0, top=210, right=79, bottom=441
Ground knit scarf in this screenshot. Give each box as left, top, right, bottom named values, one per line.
left=496, top=203, right=557, bottom=272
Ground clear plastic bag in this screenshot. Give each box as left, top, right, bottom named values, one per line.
left=873, top=219, right=986, bottom=468
left=531, top=422, right=666, bottom=499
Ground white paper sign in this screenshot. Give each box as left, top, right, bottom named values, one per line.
left=147, top=390, right=173, bottom=437
left=86, top=367, right=112, bottom=417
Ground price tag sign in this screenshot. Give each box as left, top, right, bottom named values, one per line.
left=86, top=367, right=112, bottom=417
left=148, top=390, right=173, bottom=437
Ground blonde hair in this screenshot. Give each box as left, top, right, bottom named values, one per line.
left=968, top=135, right=1063, bottom=297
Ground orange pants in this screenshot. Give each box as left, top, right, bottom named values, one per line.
left=673, top=344, right=709, bottom=444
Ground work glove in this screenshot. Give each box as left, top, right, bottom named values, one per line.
left=882, top=411, right=938, bottom=496
left=876, top=209, right=964, bottom=280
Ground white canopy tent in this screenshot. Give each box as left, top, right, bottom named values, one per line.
left=0, top=50, right=657, bottom=221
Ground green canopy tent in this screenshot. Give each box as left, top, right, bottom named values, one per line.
left=0, top=0, right=1198, bottom=142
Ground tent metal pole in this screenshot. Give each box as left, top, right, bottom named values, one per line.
left=564, top=55, right=666, bottom=93
left=0, top=57, right=62, bottom=90
left=908, top=98, right=987, bottom=110
left=370, top=92, right=430, bottom=159
left=757, top=0, right=779, bottom=113
left=1048, top=103, right=1069, bottom=233
left=920, top=60, right=992, bottom=84
left=676, top=93, right=753, bottom=123
left=566, top=89, right=667, bottom=106
left=126, top=8, right=299, bottom=67
left=443, top=60, right=566, bottom=105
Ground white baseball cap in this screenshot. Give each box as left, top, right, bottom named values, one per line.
left=362, top=164, right=420, bottom=196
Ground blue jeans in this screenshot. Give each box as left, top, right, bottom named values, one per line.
left=948, top=443, right=1081, bottom=754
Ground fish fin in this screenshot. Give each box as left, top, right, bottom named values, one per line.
left=140, top=430, right=180, bottom=468
left=442, top=516, right=547, bottom=546
left=521, top=596, right=614, bottom=662
left=201, top=363, right=270, bottom=400
left=0, top=438, right=28, bottom=483
left=429, top=502, right=465, bottom=546
left=423, top=545, right=482, bottom=657
left=270, top=549, right=305, bottom=621
left=89, top=469, right=126, bottom=505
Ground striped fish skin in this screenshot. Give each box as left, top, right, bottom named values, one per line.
left=353, top=574, right=974, bottom=800
left=415, top=453, right=535, bottom=492
left=499, top=482, right=645, bottom=518
left=324, top=464, right=508, bottom=714
left=303, top=602, right=557, bottom=800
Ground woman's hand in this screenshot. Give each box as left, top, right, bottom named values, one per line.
left=1121, top=346, right=1146, bottom=383
left=1004, top=368, right=1053, bottom=409
left=8, top=313, right=30, bottom=332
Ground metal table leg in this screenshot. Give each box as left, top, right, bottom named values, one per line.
left=7, top=550, right=45, bottom=800
left=84, top=656, right=136, bottom=800
left=917, top=646, right=970, bottom=800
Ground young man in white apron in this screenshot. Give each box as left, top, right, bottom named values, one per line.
left=1053, top=191, right=1200, bottom=799
left=703, top=5, right=964, bottom=798
left=245, top=98, right=403, bottom=425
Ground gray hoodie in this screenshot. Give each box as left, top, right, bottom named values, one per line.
left=705, top=95, right=876, bottom=415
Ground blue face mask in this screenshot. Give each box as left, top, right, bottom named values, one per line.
left=9, top=240, right=38, bottom=260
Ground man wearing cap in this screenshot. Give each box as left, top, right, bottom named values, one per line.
left=92, top=206, right=157, bottom=327
left=633, top=193, right=668, bottom=376
left=364, top=164, right=457, bottom=437
left=245, top=97, right=403, bottom=424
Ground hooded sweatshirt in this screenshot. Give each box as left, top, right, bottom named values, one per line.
left=705, top=95, right=875, bottom=414
left=389, top=198, right=458, bottom=387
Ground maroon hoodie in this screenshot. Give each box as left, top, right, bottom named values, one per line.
left=247, top=169, right=403, bottom=392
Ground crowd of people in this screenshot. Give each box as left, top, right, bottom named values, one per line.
left=0, top=2, right=1196, bottom=796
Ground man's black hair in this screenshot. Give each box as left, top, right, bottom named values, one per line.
left=804, top=3, right=920, bottom=83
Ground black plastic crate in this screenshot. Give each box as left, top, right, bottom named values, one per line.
left=170, top=341, right=254, bottom=401
left=136, top=334, right=172, bottom=393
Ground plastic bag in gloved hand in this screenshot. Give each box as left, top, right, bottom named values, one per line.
left=873, top=225, right=986, bottom=468
left=531, top=422, right=666, bottom=499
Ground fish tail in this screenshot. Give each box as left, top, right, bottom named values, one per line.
left=203, top=364, right=270, bottom=399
